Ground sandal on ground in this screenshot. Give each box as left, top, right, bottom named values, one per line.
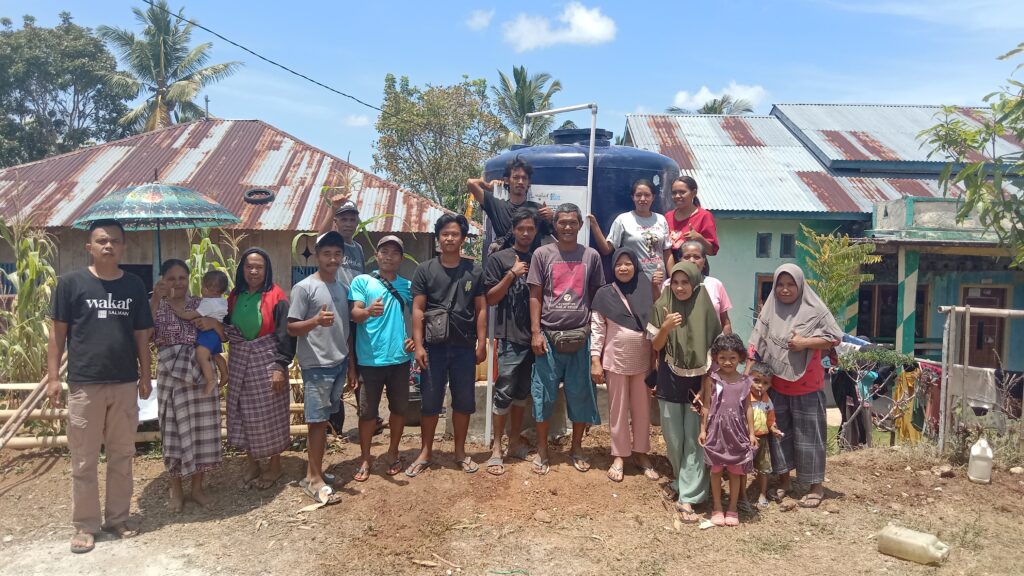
left=101, top=524, right=139, bottom=539
left=570, top=453, right=591, bottom=473
left=607, top=465, right=624, bottom=483
left=663, top=484, right=679, bottom=502
left=70, top=531, right=95, bottom=554
left=506, top=445, right=532, bottom=461
left=386, top=456, right=405, bottom=476
left=674, top=503, right=700, bottom=523
left=710, top=511, right=726, bottom=527
left=457, top=456, right=479, bottom=474
left=485, top=456, right=505, bottom=476
left=725, top=511, right=740, bottom=526
left=353, top=464, right=370, bottom=482
left=756, top=496, right=770, bottom=510
left=322, top=472, right=337, bottom=485
left=772, top=487, right=788, bottom=502
left=640, top=466, right=660, bottom=481
left=531, top=457, right=550, bottom=476
left=302, top=482, right=342, bottom=505
left=798, top=493, right=824, bottom=508
left=404, top=460, right=431, bottom=478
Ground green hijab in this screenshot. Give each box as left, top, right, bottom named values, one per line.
left=649, top=261, right=722, bottom=375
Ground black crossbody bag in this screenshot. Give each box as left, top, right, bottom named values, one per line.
left=423, top=262, right=463, bottom=345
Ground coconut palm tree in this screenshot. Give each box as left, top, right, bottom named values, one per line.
left=666, top=93, right=755, bottom=115
left=98, top=1, right=242, bottom=133
left=491, top=65, right=562, bottom=147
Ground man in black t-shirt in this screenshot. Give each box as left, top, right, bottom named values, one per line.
left=408, top=214, right=486, bottom=477
left=46, top=219, right=154, bottom=554
left=467, top=156, right=554, bottom=252
left=481, top=207, right=539, bottom=475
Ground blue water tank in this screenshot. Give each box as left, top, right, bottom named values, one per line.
left=484, top=128, right=680, bottom=250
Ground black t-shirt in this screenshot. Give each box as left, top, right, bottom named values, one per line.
left=411, top=257, right=484, bottom=348
left=483, top=247, right=532, bottom=346
left=655, top=352, right=703, bottom=405
left=482, top=190, right=553, bottom=247
left=50, top=268, right=154, bottom=384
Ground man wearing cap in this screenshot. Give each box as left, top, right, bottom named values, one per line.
left=319, top=193, right=365, bottom=434
left=348, top=235, right=415, bottom=480
left=287, top=231, right=355, bottom=502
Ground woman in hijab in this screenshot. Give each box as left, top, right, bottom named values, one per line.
left=647, top=262, right=722, bottom=522
left=591, top=248, right=658, bottom=482
left=748, top=263, right=843, bottom=508
left=224, top=248, right=296, bottom=490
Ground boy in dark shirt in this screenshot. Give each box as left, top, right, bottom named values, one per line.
left=466, top=157, right=554, bottom=251
left=47, top=219, right=154, bottom=554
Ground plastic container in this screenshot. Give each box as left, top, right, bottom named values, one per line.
left=967, top=437, right=993, bottom=484
left=877, top=525, right=950, bottom=565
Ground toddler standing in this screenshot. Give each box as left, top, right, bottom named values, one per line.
left=700, top=333, right=757, bottom=527
left=748, top=362, right=783, bottom=508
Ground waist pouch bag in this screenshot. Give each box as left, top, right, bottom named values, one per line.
left=545, top=326, right=590, bottom=354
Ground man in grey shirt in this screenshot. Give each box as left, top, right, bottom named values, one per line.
left=287, top=231, right=355, bottom=503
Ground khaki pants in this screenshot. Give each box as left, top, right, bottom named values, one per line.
left=67, top=382, right=139, bottom=533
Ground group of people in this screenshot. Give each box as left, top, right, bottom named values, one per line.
left=47, top=157, right=842, bottom=553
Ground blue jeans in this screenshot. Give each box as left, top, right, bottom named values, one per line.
left=301, top=363, right=347, bottom=424
left=421, top=344, right=477, bottom=416
left=531, top=334, right=600, bottom=425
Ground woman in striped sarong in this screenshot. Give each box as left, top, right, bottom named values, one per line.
left=150, top=259, right=223, bottom=512
left=225, top=248, right=295, bottom=490
left=748, top=264, right=843, bottom=508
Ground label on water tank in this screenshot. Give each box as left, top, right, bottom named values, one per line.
left=528, top=184, right=590, bottom=244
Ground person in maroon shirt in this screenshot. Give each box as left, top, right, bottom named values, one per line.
left=666, top=176, right=719, bottom=271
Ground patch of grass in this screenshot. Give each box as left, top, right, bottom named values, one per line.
left=744, top=537, right=793, bottom=557
left=826, top=425, right=891, bottom=456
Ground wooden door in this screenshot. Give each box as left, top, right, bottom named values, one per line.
left=961, top=286, right=1007, bottom=368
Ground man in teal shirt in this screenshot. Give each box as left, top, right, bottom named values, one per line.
left=348, top=235, right=415, bottom=480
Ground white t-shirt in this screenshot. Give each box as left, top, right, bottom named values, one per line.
left=195, top=297, right=228, bottom=322
left=607, top=211, right=670, bottom=280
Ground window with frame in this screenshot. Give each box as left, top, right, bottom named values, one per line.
left=753, top=273, right=775, bottom=323
left=780, top=234, right=795, bottom=258
left=756, top=233, right=772, bottom=258
left=856, top=284, right=928, bottom=340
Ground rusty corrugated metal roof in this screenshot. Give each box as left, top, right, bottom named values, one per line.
left=0, top=119, right=474, bottom=233
left=771, top=103, right=1022, bottom=168
left=624, top=113, right=956, bottom=213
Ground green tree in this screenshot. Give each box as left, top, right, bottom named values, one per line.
left=373, top=73, right=503, bottom=212
left=98, top=0, right=242, bottom=133
left=796, top=224, right=881, bottom=328
left=666, top=94, right=755, bottom=115
left=0, top=13, right=130, bottom=167
left=919, top=43, right=1024, bottom=269
left=491, top=65, right=562, bottom=147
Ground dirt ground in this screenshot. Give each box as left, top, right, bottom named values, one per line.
left=2, top=423, right=1024, bottom=576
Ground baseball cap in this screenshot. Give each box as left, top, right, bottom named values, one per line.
left=316, top=230, right=344, bottom=247
left=334, top=200, right=359, bottom=217
left=376, top=235, right=404, bottom=253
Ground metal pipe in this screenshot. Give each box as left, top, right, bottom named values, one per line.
left=525, top=103, right=595, bottom=117
left=938, top=311, right=951, bottom=451
left=937, top=306, right=1024, bottom=318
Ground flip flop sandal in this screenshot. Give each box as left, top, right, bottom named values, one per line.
left=302, top=482, right=342, bottom=505
left=570, top=454, right=591, bottom=473
left=756, top=496, right=770, bottom=510
left=102, top=524, right=139, bottom=539
left=710, top=511, right=726, bottom=527
left=531, top=457, right=550, bottom=476
left=663, top=485, right=679, bottom=502
left=458, top=456, right=479, bottom=474
left=772, top=488, right=788, bottom=502
left=674, top=503, right=701, bottom=523
left=404, top=460, right=431, bottom=478
left=353, top=464, right=371, bottom=482
left=798, top=494, right=824, bottom=508
left=641, top=466, right=660, bottom=481
left=70, top=532, right=95, bottom=554
left=725, top=511, right=740, bottom=526
left=506, top=445, right=532, bottom=461
left=485, top=456, right=505, bottom=476
left=386, top=456, right=405, bottom=476
left=607, top=465, right=624, bottom=482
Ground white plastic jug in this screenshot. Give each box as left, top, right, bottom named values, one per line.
left=967, top=437, right=993, bottom=484
left=877, top=525, right=950, bottom=565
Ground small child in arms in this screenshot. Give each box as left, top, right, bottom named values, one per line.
left=172, top=270, right=229, bottom=395
left=748, top=362, right=784, bottom=509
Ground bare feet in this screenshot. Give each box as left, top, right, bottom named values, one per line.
left=168, top=480, right=184, bottom=513
left=190, top=488, right=213, bottom=510
left=242, top=460, right=261, bottom=487
left=253, top=469, right=283, bottom=490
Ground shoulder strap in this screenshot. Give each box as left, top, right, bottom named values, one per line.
left=439, top=260, right=463, bottom=312
left=612, top=284, right=644, bottom=331
left=371, top=271, right=405, bottom=313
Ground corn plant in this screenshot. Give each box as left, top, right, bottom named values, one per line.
left=185, top=227, right=247, bottom=296
left=0, top=217, right=58, bottom=385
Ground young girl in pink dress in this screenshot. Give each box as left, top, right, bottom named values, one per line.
left=699, top=333, right=757, bottom=527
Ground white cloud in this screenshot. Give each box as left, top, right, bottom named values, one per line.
left=502, top=2, right=616, bottom=52
left=824, top=1, right=1024, bottom=32
left=343, top=114, right=370, bottom=127
left=465, top=9, right=495, bottom=31
left=672, top=81, right=769, bottom=111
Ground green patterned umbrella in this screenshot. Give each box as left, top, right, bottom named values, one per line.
left=72, top=183, right=241, bottom=282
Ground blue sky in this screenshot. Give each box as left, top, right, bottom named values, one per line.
left=6, top=1, right=1024, bottom=171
